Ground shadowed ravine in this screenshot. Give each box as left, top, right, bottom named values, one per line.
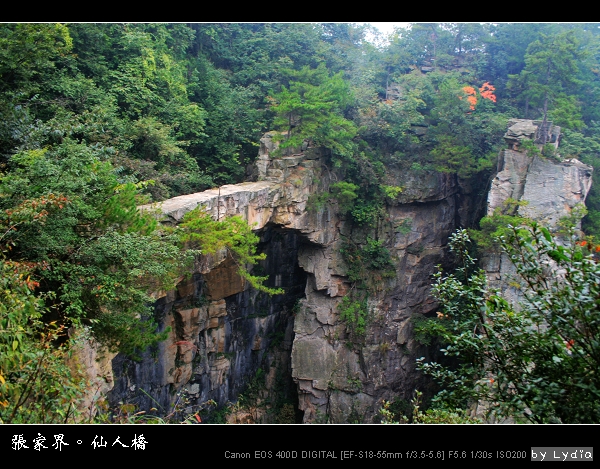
left=92, top=123, right=593, bottom=423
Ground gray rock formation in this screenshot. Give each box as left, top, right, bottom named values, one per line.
left=98, top=132, right=481, bottom=423
left=207, top=139, right=472, bottom=422
left=84, top=119, right=590, bottom=424
left=483, top=121, right=592, bottom=305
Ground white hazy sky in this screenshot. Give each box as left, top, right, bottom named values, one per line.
left=364, top=22, right=411, bottom=35
left=354, top=22, right=411, bottom=46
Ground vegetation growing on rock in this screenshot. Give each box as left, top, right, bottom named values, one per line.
left=2, top=22, right=600, bottom=423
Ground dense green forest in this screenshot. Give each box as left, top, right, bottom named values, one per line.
left=1, top=23, right=600, bottom=423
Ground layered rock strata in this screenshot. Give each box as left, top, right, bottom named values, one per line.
left=483, top=120, right=593, bottom=304
left=99, top=120, right=591, bottom=424
left=120, top=132, right=479, bottom=422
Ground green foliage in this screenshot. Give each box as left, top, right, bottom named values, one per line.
left=516, top=138, right=559, bottom=161
left=179, top=208, right=284, bottom=295
left=4, top=21, right=600, bottom=424
left=0, top=143, right=188, bottom=356
left=541, top=142, right=559, bottom=159
left=271, top=63, right=357, bottom=157
left=550, top=94, right=585, bottom=131
left=558, top=203, right=588, bottom=235
left=356, top=70, right=430, bottom=154
left=381, top=184, right=403, bottom=202
left=362, top=237, right=395, bottom=271
left=560, top=127, right=600, bottom=161
left=378, top=397, right=411, bottom=423
left=340, top=238, right=395, bottom=285
left=329, top=181, right=359, bottom=213
left=340, top=243, right=365, bottom=284
left=424, top=74, right=505, bottom=178
left=275, top=403, right=297, bottom=424
left=380, top=391, right=482, bottom=424
left=338, top=236, right=394, bottom=346
left=470, top=198, right=531, bottom=252
left=308, top=172, right=398, bottom=227
left=338, top=295, right=369, bottom=339
left=350, top=200, right=384, bottom=227
left=188, top=55, right=264, bottom=185
left=559, top=127, right=600, bottom=238
left=0, top=23, right=72, bottom=92
left=55, top=231, right=183, bottom=355
left=306, top=191, right=331, bottom=212
left=0, top=258, right=85, bottom=423
left=412, top=314, right=446, bottom=347
left=417, top=227, right=600, bottom=423
left=127, top=116, right=199, bottom=172
left=430, top=136, right=475, bottom=178
left=508, top=31, right=584, bottom=133
left=518, top=138, right=542, bottom=157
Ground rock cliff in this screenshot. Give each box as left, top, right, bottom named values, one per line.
left=91, top=120, right=591, bottom=423
left=483, top=119, right=593, bottom=304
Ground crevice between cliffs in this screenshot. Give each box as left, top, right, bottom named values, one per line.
left=81, top=120, right=592, bottom=424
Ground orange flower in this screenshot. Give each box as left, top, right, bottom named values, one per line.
left=462, top=86, right=476, bottom=95
left=578, top=240, right=588, bottom=247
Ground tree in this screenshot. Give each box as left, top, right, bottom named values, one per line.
left=399, top=23, right=455, bottom=71
left=0, top=142, right=187, bottom=356
left=178, top=208, right=284, bottom=295
left=425, top=74, right=505, bottom=178
left=0, top=255, right=85, bottom=423
left=356, top=70, right=430, bottom=156
left=187, top=55, right=264, bottom=185
left=416, top=226, right=600, bottom=423
left=0, top=24, right=74, bottom=161
left=0, top=189, right=87, bottom=424
left=0, top=23, right=72, bottom=94
left=509, top=31, right=584, bottom=143
left=270, top=63, right=357, bottom=157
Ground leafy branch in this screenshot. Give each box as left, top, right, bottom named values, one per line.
left=178, top=208, right=283, bottom=295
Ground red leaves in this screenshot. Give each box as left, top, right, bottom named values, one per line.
left=462, top=86, right=477, bottom=110
left=479, top=82, right=497, bottom=103
left=566, top=339, right=575, bottom=350
left=467, top=96, right=477, bottom=110
left=459, top=82, right=497, bottom=111
left=2, top=260, right=41, bottom=290
left=3, top=194, right=70, bottom=225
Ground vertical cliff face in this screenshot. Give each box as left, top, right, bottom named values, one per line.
left=108, top=227, right=307, bottom=421
left=105, top=134, right=326, bottom=421
left=98, top=121, right=591, bottom=423
left=291, top=167, right=485, bottom=422
left=482, top=120, right=593, bottom=304
left=101, top=132, right=485, bottom=423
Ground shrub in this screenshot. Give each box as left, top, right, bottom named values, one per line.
left=416, top=226, right=600, bottom=423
